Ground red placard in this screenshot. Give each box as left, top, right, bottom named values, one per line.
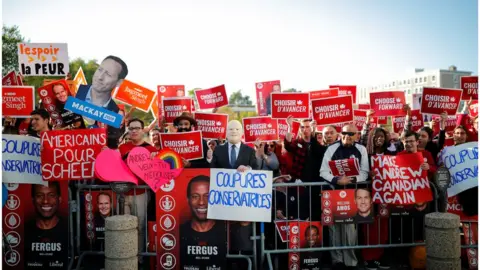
left=242, top=116, right=279, bottom=143
left=159, top=131, right=204, bottom=160
left=392, top=110, right=424, bottom=133
left=278, top=119, right=300, bottom=140
left=420, top=87, right=463, bottom=115
left=255, top=80, right=281, bottom=116
left=377, top=116, right=388, bottom=125
left=40, top=128, right=107, bottom=181
left=432, top=115, right=457, bottom=132
left=321, top=189, right=373, bottom=225
left=288, top=221, right=323, bottom=270
left=460, top=76, right=478, bottom=100
left=371, top=153, right=433, bottom=205
left=329, top=85, right=357, bottom=103
left=447, top=196, right=477, bottom=222
left=113, top=79, right=156, bottom=112
left=194, top=85, right=228, bottom=110
left=469, top=100, right=479, bottom=118
left=309, top=88, right=339, bottom=100
left=162, top=97, right=193, bottom=124
left=2, top=71, right=18, bottom=86
left=353, top=110, right=378, bottom=131
left=357, top=104, right=370, bottom=110
left=369, top=91, right=406, bottom=116
left=2, top=86, right=35, bottom=118
left=37, top=79, right=80, bottom=127
left=157, top=85, right=185, bottom=119
left=271, top=93, right=310, bottom=119
left=16, top=74, right=24, bottom=86
left=311, top=95, right=353, bottom=125
left=328, top=158, right=360, bottom=177
left=194, top=112, right=228, bottom=139
left=274, top=221, right=290, bottom=242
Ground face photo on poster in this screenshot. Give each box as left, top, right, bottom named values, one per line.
left=321, top=189, right=374, bottom=225
left=288, top=221, right=323, bottom=270
left=256, top=80, right=281, bottom=116
left=23, top=181, right=69, bottom=269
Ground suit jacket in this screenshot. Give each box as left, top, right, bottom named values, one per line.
left=76, top=85, right=119, bottom=113
left=211, top=143, right=258, bottom=169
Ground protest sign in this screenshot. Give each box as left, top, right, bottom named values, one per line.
left=43, top=79, right=75, bottom=95
left=94, top=149, right=138, bottom=184
left=194, top=112, right=228, bottom=139
left=41, top=128, right=107, bottom=181
left=162, top=97, right=193, bottom=124
left=38, top=79, right=74, bottom=126
left=18, top=43, right=69, bottom=76
left=328, top=158, right=360, bottom=177
left=392, top=110, right=424, bottom=133
left=72, top=67, right=87, bottom=95
left=2, top=135, right=45, bottom=185
left=274, top=221, right=290, bottom=242
left=311, top=95, right=353, bottom=125
left=207, top=168, right=273, bottom=222
left=271, top=92, right=310, bottom=119
left=309, top=88, right=339, bottom=100
left=194, top=85, right=228, bottom=110
left=369, top=91, right=406, bottom=116
left=155, top=169, right=227, bottom=270
left=113, top=79, right=156, bottom=112
left=2, top=86, right=35, bottom=118
left=357, top=104, right=370, bottom=110
left=321, top=189, right=374, bottom=225
left=353, top=110, right=378, bottom=131
left=377, top=116, right=388, bottom=125
left=256, top=80, right=281, bottom=116
left=461, top=76, right=478, bottom=100
left=431, top=114, right=457, bottom=132
left=447, top=196, right=477, bottom=222
left=288, top=221, right=323, bottom=270
left=371, top=153, right=433, bottom=205
left=158, top=85, right=185, bottom=98
left=64, top=96, right=123, bottom=128
left=151, top=93, right=159, bottom=120
left=242, top=116, right=279, bottom=143
left=278, top=119, right=300, bottom=140
left=3, top=182, right=69, bottom=270
left=420, top=87, right=463, bottom=115
left=329, top=85, right=357, bottom=103
left=2, top=71, right=18, bottom=86
left=438, top=142, right=478, bottom=197
left=469, top=100, right=478, bottom=118
left=159, top=131, right=204, bottom=160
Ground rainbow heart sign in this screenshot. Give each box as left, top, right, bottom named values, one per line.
left=127, top=147, right=183, bottom=192
left=156, top=148, right=184, bottom=169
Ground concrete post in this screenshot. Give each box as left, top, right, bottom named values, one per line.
left=425, top=212, right=461, bottom=270
left=105, top=215, right=138, bottom=270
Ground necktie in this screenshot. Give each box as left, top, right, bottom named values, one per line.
left=230, top=144, right=237, bottom=168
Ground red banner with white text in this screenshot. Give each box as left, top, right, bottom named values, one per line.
left=194, top=112, right=228, bottom=139
left=420, top=87, right=462, bottom=115
left=242, top=116, right=279, bottom=143
left=460, top=76, right=478, bottom=100
left=369, top=91, right=406, bottom=116
left=162, top=97, right=193, bottom=124
left=194, top=85, right=228, bottom=110
left=159, top=131, right=204, bottom=160
left=311, top=95, right=353, bottom=125
left=392, top=110, right=424, bottom=133
left=329, top=85, right=357, bottom=104
left=271, top=93, right=310, bottom=119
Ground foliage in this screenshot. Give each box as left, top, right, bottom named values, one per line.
left=229, top=90, right=252, bottom=105
left=2, top=25, right=26, bottom=76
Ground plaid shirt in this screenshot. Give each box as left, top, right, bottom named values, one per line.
left=283, top=137, right=311, bottom=180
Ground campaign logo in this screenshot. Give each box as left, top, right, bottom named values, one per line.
left=291, top=225, right=299, bottom=234
left=339, top=190, right=347, bottom=198
left=160, top=180, right=175, bottom=192
left=64, top=96, right=123, bottom=128
left=5, top=183, right=19, bottom=191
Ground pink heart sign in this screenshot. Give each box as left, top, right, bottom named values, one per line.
left=127, top=147, right=183, bottom=192
left=94, top=149, right=138, bottom=185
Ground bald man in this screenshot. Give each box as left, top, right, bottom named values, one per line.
left=209, top=120, right=258, bottom=171
left=319, top=124, right=369, bottom=269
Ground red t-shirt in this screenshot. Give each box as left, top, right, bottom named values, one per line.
left=119, top=141, right=157, bottom=195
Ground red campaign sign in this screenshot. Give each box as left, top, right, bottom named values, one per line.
left=377, top=116, right=388, bottom=125
left=309, top=88, right=339, bottom=100
left=16, top=74, right=23, bottom=86
left=256, top=80, right=281, bottom=116
left=369, top=91, right=406, bottom=116
left=37, top=79, right=78, bottom=127
left=162, top=97, right=193, bottom=124
left=2, top=86, right=35, bottom=118
left=274, top=221, right=290, bottom=242
left=278, top=120, right=300, bottom=140
left=41, top=128, right=107, bottom=181
left=271, top=93, right=310, bottom=119
left=194, top=112, right=228, bottom=139
left=447, top=196, right=478, bottom=222
left=328, top=158, right=360, bottom=177
left=460, top=76, right=478, bottom=100
left=2, top=71, right=18, bottom=86
left=311, top=95, right=353, bottom=125
left=157, top=85, right=185, bottom=119
left=469, top=100, right=478, bottom=118
left=321, top=189, right=373, bottom=225
left=288, top=221, right=323, bottom=270
left=371, top=153, right=433, bottom=205
left=392, top=110, right=424, bottom=133
left=159, top=131, right=204, bottom=160
left=194, top=85, right=228, bottom=110
left=420, top=87, right=463, bottom=115
left=357, top=104, right=370, bottom=110
left=329, top=85, right=357, bottom=103
left=242, top=116, right=279, bottom=143
left=353, top=110, right=378, bottom=131
left=432, top=114, right=457, bottom=132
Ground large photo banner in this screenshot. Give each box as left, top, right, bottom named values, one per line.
left=311, top=95, right=353, bottom=125
left=438, top=142, right=478, bottom=197
left=371, top=153, right=433, bottom=205
left=242, top=116, right=279, bottom=143
left=41, top=128, right=107, bottom=181
left=255, top=80, right=281, bottom=116
left=270, top=92, right=310, bottom=119
left=288, top=221, right=323, bottom=270
left=2, top=135, right=44, bottom=185
left=156, top=169, right=227, bottom=270
left=321, top=189, right=374, bottom=225
left=17, top=43, right=69, bottom=76
left=207, top=168, right=273, bottom=222
left=2, top=86, right=35, bottom=118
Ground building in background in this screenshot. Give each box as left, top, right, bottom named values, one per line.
left=358, top=65, right=473, bottom=107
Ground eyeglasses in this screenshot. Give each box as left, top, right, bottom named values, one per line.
left=341, top=131, right=355, bottom=137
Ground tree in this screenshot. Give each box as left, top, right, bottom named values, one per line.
left=283, top=88, right=298, bottom=93
left=69, top=58, right=100, bottom=83
left=229, top=90, right=252, bottom=105
left=2, top=25, right=26, bottom=76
